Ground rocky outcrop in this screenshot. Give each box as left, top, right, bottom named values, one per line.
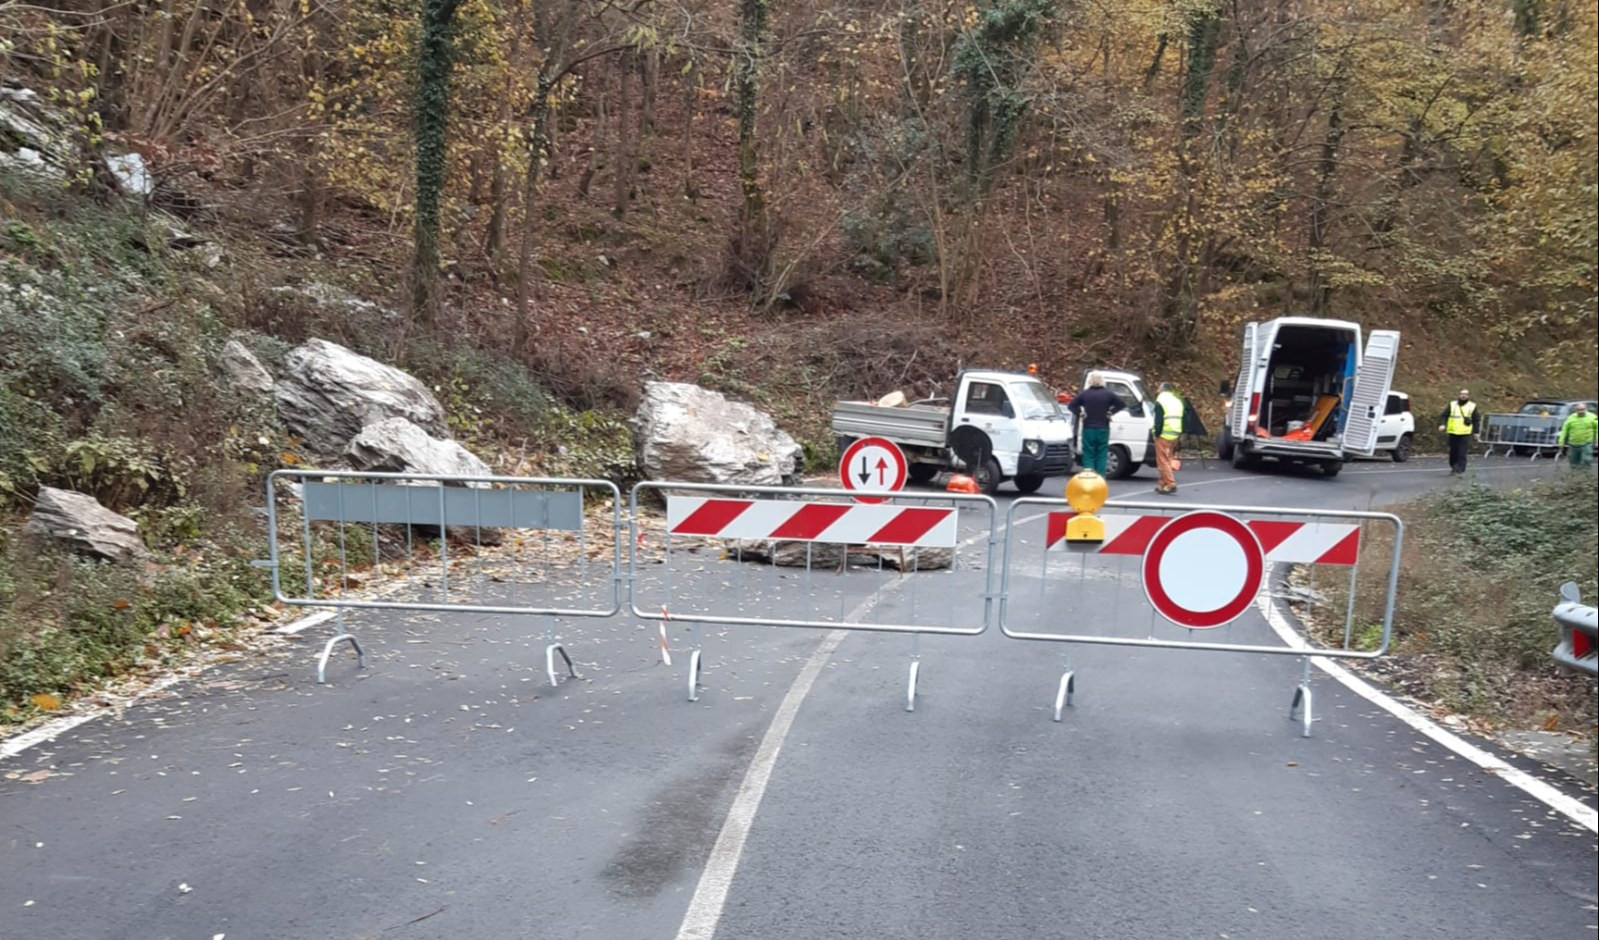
left=24, top=487, right=145, bottom=564
left=219, top=339, right=274, bottom=394
left=633, top=382, right=804, bottom=486
left=274, top=338, right=448, bottom=456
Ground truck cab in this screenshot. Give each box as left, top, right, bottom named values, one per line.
left=831, top=370, right=1076, bottom=495
left=1218, top=317, right=1399, bottom=477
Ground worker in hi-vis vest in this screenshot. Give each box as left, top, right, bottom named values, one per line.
left=1437, top=388, right=1481, bottom=475
left=1558, top=402, right=1596, bottom=469
left=1150, top=382, right=1185, bottom=494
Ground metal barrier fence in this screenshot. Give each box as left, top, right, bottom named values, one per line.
left=1481, top=412, right=1563, bottom=457
left=261, top=469, right=1406, bottom=736
left=263, top=469, right=623, bottom=683
left=629, top=481, right=998, bottom=708
left=1552, top=582, right=1597, bottom=677
left=997, top=497, right=1403, bottom=734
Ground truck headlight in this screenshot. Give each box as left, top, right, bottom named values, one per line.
left=1024, top=439, right=1042, bottom=456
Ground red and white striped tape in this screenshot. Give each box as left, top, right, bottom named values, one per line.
left=1046, top=513, right=1360, bottom=565
left=667, top=497, right=958, bottom=548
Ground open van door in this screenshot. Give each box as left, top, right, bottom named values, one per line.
left=1343, top=330, right=1401, bottom=456
left=1229, top=323, right=1258, bottom=440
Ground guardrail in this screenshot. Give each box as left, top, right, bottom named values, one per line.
left=1481, top=413, right=1563, bottom=458
left=1552, top=581, right=1597, bottom=677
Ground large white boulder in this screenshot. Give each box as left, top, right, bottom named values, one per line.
left=344, top=418, right=498, bottom=544
left=274, top=338, right=448, bottom=456
left=25, top=487, right=145, bottom=564
left=634, top=382, right=804, bottom=486
left=344, top=417, right=490, bottom=478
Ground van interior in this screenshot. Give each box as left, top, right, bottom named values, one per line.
left=1258, top=325, right=1358, bottom=441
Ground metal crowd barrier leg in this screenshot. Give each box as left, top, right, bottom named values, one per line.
left=1287, top=657, right=1313, bottom=738
left=1052, top=669, right=1076, bottom=722
left=546, top=643, right=578, bottom=686
left=316, top=610, right=365, bottom=685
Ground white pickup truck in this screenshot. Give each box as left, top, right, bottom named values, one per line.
left=831, top=370, right=1076, bottom=495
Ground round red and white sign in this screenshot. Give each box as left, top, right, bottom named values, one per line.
left=1142, top=510, right=1264, bottom=629
left=838, top=436, right=908, bottom=504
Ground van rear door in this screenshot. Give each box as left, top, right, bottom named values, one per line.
left=1342, top=330, right=1401, bottom=456
left=1231, top=322, right=1263, bottom=440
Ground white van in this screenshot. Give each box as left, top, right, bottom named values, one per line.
left=1217, top=317, right=1399, bottom=477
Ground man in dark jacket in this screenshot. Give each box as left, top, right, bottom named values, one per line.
left=1067, top=372, right=1124, bottom=476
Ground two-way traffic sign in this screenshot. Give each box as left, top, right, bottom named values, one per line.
left=838, top=437, right=908, bottom=504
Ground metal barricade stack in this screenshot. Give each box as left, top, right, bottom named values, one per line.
left=263, top=469, right=623, bottom=684
left=629, top=481, right=998, bottom=708
left=1481, top=412, right=1563, bottom=458
left=996, top=497, right=1402, bottom=735
left=1552, top=582, right=1597, bottom=677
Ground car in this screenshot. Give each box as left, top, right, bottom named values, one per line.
left=1368, top=391, right=1416, bottom=461
left=1507, top=398, right=1599, bottom=454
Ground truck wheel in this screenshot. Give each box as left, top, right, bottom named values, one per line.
left=974, top=457, right=1003, bottom=496
left=1230, top=443, right=1258, bottom=470
left=908, top=463, right=939, bottom=485
left=1391, top=433, right=1412, bottom=463
left=1321, top=459, right=1343, bottom=478
left=1106, top=445, right=1134, bottom=479
left=1014, top=473, right=1046, bottom=494
left=1217, top=426, right=1235, bottom=461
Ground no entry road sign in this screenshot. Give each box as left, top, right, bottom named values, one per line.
left=838, top=436, right=908, bottom=504
left=1141, top=510, right=1265, bottom=629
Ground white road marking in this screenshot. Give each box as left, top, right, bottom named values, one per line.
left=1, top=607, right=338, bottom=761
left=1258, top=589, right=1598, bottom=833
left=674, top=628, right=850, bottom=940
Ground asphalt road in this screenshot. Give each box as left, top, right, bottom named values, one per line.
left=2, top=454, right=1595, bottom=939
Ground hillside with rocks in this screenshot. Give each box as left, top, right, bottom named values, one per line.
left=2, top=0, right=1595, bottom=725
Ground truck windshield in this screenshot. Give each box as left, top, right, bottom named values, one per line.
left=1008, top=380, right=1062, bottom=419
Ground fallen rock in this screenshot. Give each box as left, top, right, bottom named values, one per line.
left=275, top=338, right=448, bottom=456
left=219, top=339, right=274, bottom=394
left=634, top=382, right=804, bottom=486
left=25, top=487, right=145, bottom=564
left=345, top=418, right=499, bottom=544
left=729, top=540, right=952, bottom=571
left=345, top=417, right=490, bottom=478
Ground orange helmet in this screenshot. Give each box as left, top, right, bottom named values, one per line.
left=946, top=474, right=980, bottom=494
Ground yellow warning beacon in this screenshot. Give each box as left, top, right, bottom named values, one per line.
left=1064, top=470, right=1109, bottom=544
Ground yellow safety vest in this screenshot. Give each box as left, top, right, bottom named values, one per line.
left=1446, top=401, right=1476, bottom=436
left=1157, top=391, right=1185, bottom=441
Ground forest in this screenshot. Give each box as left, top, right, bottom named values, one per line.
left=1, top=0, right=1592, bottom=402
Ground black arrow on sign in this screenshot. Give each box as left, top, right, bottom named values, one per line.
left=857, top=453, right=871, bottom=484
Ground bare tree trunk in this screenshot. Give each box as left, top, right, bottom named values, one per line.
left=512, top=74, right=555, bottom=357
left=1306, top=61, right=1349, bottom=316
left=681, top=60, right=699, bottom=201
left=485, top=8, right=523, bottom=265
left=578, top=63, right=607, bottom=198
left=613, top=51, right=634, bottom=218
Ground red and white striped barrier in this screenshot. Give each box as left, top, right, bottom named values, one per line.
left=668, top=497, right=958, bottom=548
left=1046, top=513, right=1359, bottom=565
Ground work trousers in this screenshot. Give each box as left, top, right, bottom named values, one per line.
left=1155, top=437, right=1180, bottom=491
left=1568, top=442, right=1594, bottom=469
left=1447, top=434, right=1471, bottom=474
left=1081, top=427, right=1110, bottom=476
